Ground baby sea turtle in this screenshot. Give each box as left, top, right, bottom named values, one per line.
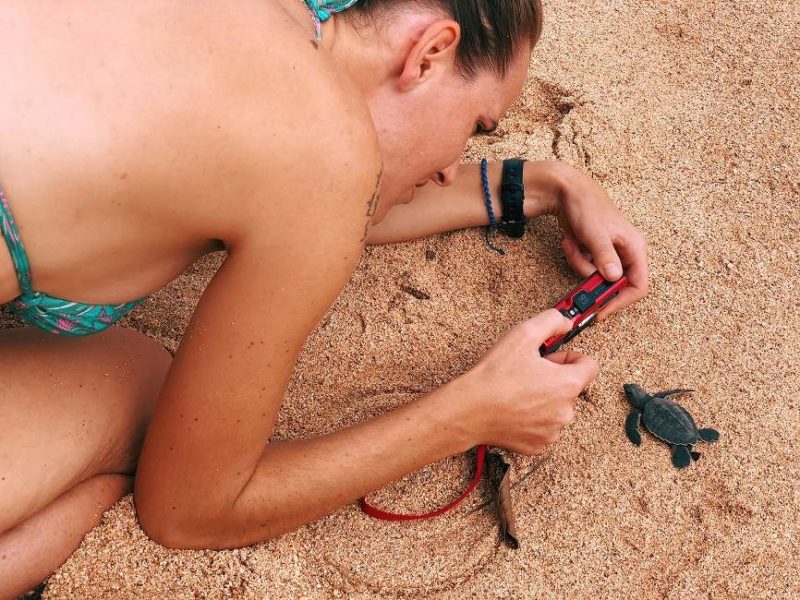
left=624, top=384, right=720, bottom=468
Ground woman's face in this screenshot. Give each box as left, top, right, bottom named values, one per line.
left=366, top=46, right=531, bottom=224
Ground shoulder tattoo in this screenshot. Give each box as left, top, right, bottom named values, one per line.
left=361, top=166, right=383, bottom=242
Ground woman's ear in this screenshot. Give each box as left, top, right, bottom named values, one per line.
left=397, top=20, right=461, bottom=92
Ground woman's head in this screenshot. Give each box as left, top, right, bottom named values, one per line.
left=348, top=0, right=543, bottom=80
left=332, top=0, right=543, bottom=221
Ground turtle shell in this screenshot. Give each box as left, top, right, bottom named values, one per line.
left=642, top=398, right=698, bottom=445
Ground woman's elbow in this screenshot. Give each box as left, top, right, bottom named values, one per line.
left=134, top=495, right=209, bottom=549
left=133, top=485, right=283, bottom=550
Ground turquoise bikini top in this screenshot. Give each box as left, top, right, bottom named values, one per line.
left=304, top=0, right=359, bottom=39
left=0, top=188, right=142, bottom=336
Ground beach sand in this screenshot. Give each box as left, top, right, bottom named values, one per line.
left=5, top=0, right=798, bottom=597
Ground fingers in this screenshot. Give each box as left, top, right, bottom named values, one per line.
left=563, top=233, right=625, bottom=282
left=583, top=237, right=623, bottom=282
left=523, top=309, right=574, bottom=345
left=542, top=349, right=579, bottom=365
left=565, top=227, right=648, bottom=320
left=560, top=236, right=596, bottom=278
left=561, top=351, right=600, bottom=390
left=545, top=350, right=600, bottom=392
left=598, top=286, right=637, bottom=320
left=598, top=231, right=649, bottom=319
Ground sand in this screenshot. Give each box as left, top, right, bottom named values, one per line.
left=4, top=0, right=798, bottom=597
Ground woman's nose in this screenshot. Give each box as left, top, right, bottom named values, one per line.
left=432, top=162, right=460, bottom=187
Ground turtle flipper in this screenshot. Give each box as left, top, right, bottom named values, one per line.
left=698, top=428, right=720, bottom=442
left=624, top=384, right=650, bottom=409
left=653, top=388, right=694, bottom=400
left=671, top=445, right=692, bottom=468
left=625, top=410, right=642, bottom=445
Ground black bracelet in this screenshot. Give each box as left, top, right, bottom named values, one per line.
left=499, top=158, right=526, bottom=238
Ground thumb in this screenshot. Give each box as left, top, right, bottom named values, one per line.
left=589, top=241, right=623, bottom=281
left=525, top=309, right=574, bottom=346
left=546, top=350, right=600, bottom=387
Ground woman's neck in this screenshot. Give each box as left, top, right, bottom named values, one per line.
left=320, top=15, right=387, bottom=101
left=322, top=10, right=442, bottom=101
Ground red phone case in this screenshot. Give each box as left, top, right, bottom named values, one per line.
left=540, top=272, right=628, bottom=355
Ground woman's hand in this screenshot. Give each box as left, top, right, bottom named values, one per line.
left=460, top=309, right=600, bottom=456
left=544, top=162, right=649, bottom=319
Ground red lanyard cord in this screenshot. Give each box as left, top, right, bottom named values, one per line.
left=359, top=445, right=487, bottom=521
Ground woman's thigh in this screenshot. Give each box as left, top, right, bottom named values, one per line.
left=0, top=326, right=170, bottom=532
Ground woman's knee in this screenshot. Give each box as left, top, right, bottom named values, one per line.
left=87, top=327, right=172, bottom=473
left=96, top=326, right=172, bottom=415
left=0, top=326, right=171, bottom=532
left=1, top=325, right=170, bottom=423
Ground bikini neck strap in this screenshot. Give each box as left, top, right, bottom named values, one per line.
left=303, top=0, right=359, bottom=40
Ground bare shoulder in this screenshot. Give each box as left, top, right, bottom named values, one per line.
left=184, top=1, right=383, bottom=245
left=192, top=1, right=385, bottom=276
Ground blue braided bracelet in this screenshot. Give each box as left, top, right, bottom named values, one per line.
left=480, top=159, right=506, bottom=255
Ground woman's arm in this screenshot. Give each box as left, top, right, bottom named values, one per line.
left=131, top=131, right=483, bottom=549
left=367, top=159, right=648, bottom=318
left=364, top=160, right=562, bottom=245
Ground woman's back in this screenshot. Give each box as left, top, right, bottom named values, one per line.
left=0, top=0, right=360, bottom=305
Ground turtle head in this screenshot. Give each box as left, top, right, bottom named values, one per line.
left=624, top=383, right=651, bottom=408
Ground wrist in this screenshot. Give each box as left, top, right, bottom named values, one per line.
left=425, top=374, right=486, bottom=453
left=523, top=160, right=567, bottom=218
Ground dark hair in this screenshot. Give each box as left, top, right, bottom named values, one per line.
left=346, top=0, right=544, bottom=79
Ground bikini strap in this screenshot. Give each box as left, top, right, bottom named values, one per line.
left=0, top=186, right=35, bottom=294
left=303, top=0, right=359, bottom=39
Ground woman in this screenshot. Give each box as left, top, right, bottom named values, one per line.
left=0, top=0, right=647, bottom=595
